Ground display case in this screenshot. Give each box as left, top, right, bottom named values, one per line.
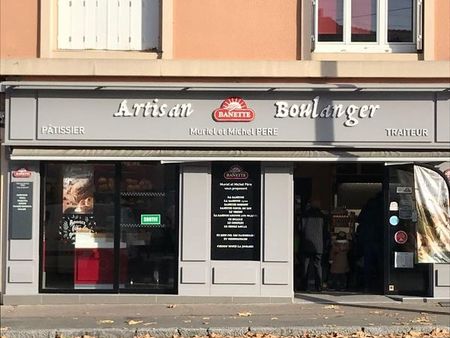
left=74, top=232, right=127, bottom=289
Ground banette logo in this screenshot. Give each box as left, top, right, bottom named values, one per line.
left=12, top=168, right=32, bottom=178
left=213, top=98, right=255, bottom=122
left=224, top=165, right=249, bottom=180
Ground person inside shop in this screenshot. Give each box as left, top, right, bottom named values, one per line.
left=329, top=231, right=350, bottom=291
left=357, top=191, right=384, bottom=292
left=298, top=200, right=326, bottom=292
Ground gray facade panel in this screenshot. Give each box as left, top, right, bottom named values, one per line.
left=262, top=265, right=290, bottom=285
left=181, top=165, right=210, bottom=261
left=8, top=264, right=34, bottom=283
left=435, top=265, right=450, bottom=287
left=9, top=240, right=34, bottom=260
left=9, top=95, right=35, bottom=140
left=263, top=165, right=293, bottom=262
left=5, top=163, right=40, bottom=295
left=180, top=265, right=207, bottom=284
left=212, top=264, right=258, bottom=285
left=436, top=93, right=450, bottom=143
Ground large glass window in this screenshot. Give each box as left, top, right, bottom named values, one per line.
left=119, top=162, right=178, bottom=291
left=315, top=0, right=418, bottom=52
left=41, top=162, right=178, bottom=293
left=318, top=0, right=344, bottom=42
left=351, top=0, right=377, bottom=42
left=388, top=0, right=414, bottom=42
left=42, top=164, right=116, bottom=290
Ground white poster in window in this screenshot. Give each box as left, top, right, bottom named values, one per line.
left=394, top=252, right=414, bottom=268
left=63, top=165, right=94, bottom=214
left=414, top=165, right=450, bottom=263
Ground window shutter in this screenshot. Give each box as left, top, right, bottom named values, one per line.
left=70, top=0, right=85, bottom=49
left=141, top=0, right=160, bottom=50
left=59, top=0, right=159, bottom=51
left=117, top=0, right=131, bottom=50
left=107, top=0, right=120, bottom=49
left=96, top=0, right=108, bottom=49
left=84, top=0, right=97, bottom=48
left=130, top=0, right=143, bottom=50
left=311, top=0, right=317, bottom=51
left=416, top=0, right=423, bottom=51
left=58, top=0, right=72, bottom=49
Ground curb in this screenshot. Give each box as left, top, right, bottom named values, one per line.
left=2, top=325, right=449, bottom=338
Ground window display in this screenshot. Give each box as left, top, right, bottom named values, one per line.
left=41, top=162, right=178, bottom=293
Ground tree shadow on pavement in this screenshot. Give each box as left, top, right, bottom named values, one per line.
left=294, top=293, right=449, bottom=316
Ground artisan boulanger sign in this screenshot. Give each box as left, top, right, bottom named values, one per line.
left=274, top=97, right=380, bottom=127
left=113, top=96, right=378, bottom=127
left=9, top=89, right=438, bottom=146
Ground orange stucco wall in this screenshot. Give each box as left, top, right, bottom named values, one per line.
left=0, top=0, right=38, bottom=59
left=434, top=0, right=450, bottom=60
left=173, top=0, right=298, bottom=60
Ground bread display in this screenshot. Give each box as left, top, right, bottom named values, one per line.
left=97, top=177, right=115, bottom=192
left=124, top=178, right=153, bottom=191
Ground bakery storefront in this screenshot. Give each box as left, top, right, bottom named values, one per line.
left=2, top=83, right=449, bottom=304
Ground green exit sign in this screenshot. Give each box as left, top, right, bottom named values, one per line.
left=141, top=214, right=161, bottom=225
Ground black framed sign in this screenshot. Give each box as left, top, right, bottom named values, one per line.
left=211, top=162, right=260, bottom=261
left=9, top=181, right=33, bottom=239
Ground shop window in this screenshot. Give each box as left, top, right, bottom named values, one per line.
left=41, top=162, right=178, bottom=293
left=314, top=0, right=422, bottom=53
left=119, top=162, right=178, bottom=291
left=57, top=0, right=160, bottom=51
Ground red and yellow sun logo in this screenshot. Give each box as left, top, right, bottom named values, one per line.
left=213, top=97, right=255, bottom=122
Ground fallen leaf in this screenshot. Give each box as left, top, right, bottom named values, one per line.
left=238, top=311, right=252, bottom=317
left=167, top=304, right=177, bottom=308
left=202, top=317, right=210, bottom=320
left=98, top=319, right=114, bottom=324
left=126, top=319, right=143, bottom=325
left=271, top=317, right=278, bottom=320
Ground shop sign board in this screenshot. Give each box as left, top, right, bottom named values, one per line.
left=211, top=162, right=260, bottom=261
left=9, top=181, right=33, bottom=239
left=6, top=90, right=446, bottom=148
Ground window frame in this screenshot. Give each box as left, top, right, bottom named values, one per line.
left=313, top=0, right=418, bottom=53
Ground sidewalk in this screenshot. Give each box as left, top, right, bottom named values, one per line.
left=1, top=295, right=449, bottom=338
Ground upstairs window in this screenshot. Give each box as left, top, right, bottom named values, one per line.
left=57, top=0, right=160, bottom=51
left=314, top=0, right=422, bottom=53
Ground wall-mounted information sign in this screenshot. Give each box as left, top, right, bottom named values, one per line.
left=211, top=162, right=260, bottom=261
left=9, top=181, right=33, bottom=239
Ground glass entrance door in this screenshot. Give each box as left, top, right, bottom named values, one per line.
left=119, top=162, right=178, bottom=293
left=385, top=165, right=432, bottom=297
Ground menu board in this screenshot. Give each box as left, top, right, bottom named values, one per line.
left=9, top=182, right=33, bottom=239
left=211, top=162, right=260, bottom=261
